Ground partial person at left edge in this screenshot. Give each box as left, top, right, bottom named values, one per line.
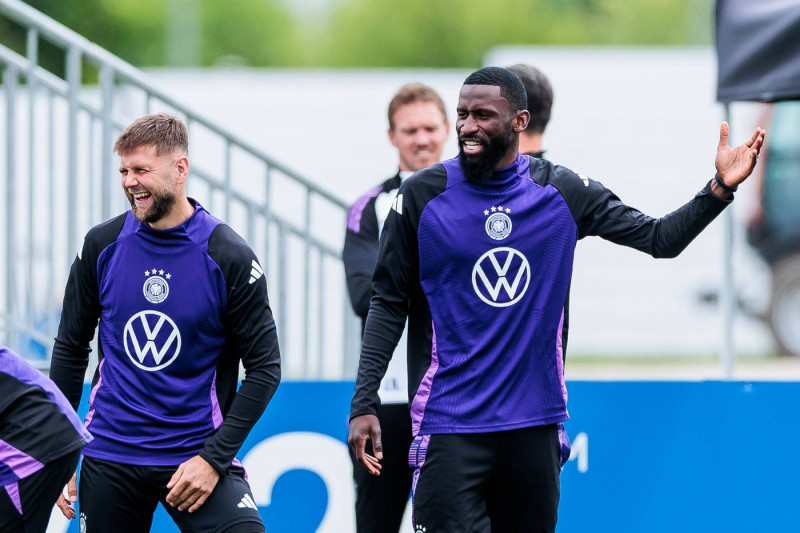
left=49, top=113, right=281, bottom=533
left=0, top=345, right=92, bottom=533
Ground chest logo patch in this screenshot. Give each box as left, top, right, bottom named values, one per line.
left=483, top=205, right=512, bottom=240
left=485, top=213, right=512, bottom=240
left=123, top=310, right=182, bottom=371
left=472, top=247, right=530, bottom=307
left=143, top=269, right=171, bottom=304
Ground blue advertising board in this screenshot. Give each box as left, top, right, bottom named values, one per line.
left=49, top=381, right=800, bottom=532
left=559, top=381, right=800, bottom=532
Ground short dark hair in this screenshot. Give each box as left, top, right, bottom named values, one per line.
left=387, top=83, right=448, bottom=130
left=114, top=112, right=188, bottom=156
left=506, top=64, right=553, bottom=134
left=462, top=66, right=527, bottom=113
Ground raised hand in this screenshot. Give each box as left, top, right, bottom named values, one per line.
left=715, top=121, right=766, bottom=188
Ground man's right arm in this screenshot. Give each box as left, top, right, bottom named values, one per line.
left=349, top=179, right=420, bottom=420
left=347, top=182, right=416, bottom=474
left=50, top=218, right=122, bottom=409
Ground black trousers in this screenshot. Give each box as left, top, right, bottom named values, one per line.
left=350, top=402, right=413, bottom=533
left=0, top=449, right=81, bottom=533
left=410, top=425, right=562, bottom=533
left=79, top=456, right=264, bottom=533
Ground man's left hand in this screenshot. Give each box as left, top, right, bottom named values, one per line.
left=715, top=121, right=766, bottom=189
left=165, top=455, right=221, bottom=513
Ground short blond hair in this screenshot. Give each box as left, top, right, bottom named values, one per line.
left=387, top=83, right=448, bottom=131
left=114, top=113, right=188, bottom=156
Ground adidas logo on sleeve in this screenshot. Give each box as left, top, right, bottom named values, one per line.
left=248, top=260, right=264, bottom=285
left=237, top=493, right=258, bottom=510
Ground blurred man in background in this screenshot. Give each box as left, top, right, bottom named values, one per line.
left=506, top=63, right=553, bottom=158
left=343, top=82, right=449, bottom=533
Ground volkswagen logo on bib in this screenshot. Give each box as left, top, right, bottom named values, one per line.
left=123, top=310, right=182, bottom=371
left=472, top=247, right=530, bottom=307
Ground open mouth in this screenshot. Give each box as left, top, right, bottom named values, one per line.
left=131, top=191, right=152, bottom=204
left=461, top=138, right=484, bottom=155
left=413, top=149, right=437, bottom=163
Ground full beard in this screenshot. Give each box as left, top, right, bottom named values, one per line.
left=128, top=189, right=177, bottom=225
left=459, top=129, right=513, bottom=185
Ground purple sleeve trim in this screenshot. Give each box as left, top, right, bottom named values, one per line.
left=347, top=184, right=384, bottom=233
left=210, top=372, right=224, bottom=429
left=4, top=482, right=22, bottom=515
left=410, top=322, right=440, bottom=436
left=84, top=358, right=105, bottom=429
left=556, top=309, right=567, bottom=403
left=0, top=439, right=44, bottom=481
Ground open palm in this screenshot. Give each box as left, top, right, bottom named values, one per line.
left=715, top=121, right=766, bottom=187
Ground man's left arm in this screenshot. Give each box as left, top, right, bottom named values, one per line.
left=166, top=225, right=281, bottom=512
left=562, top=123, right=765, bottom=256
left=203, top=226, right=281, bottom=469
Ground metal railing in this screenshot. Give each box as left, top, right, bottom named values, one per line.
left=0, top=0, right=361, bottom=379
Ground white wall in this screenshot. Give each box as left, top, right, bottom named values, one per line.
left=140, top=46, right=774, bottom=358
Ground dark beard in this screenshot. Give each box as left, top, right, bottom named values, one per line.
left=459, top=129, right=513, bottom=184
left=130, top=190, right=177, bottom=225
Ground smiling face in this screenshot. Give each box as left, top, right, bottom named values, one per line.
left=119, top=144, right=187, bottom=229
left=456, top=84, right=528, bottom=184
left=388, top=100, right=450, bottom=172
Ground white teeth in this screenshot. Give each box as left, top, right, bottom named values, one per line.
left=133, top=192, right=149, bottom=199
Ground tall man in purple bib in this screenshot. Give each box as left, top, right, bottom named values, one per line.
left=1, top=345, right=92, bottom=532
left=348, top=67, right=765, bottom=531
left=50, top=113, right=281, bottom=533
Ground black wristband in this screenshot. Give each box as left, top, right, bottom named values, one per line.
left=714, top=174, right=738, bottom=193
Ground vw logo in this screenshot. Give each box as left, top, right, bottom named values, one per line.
left=123, top=310, right=181, bottom=371
left=472, top=247, right=530, bottom=307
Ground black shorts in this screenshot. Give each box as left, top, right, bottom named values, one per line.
left=410, top=424, right=565, bottom=533
left=78, top=456, right=264, bottom=533
left=349, top=402, right=413, bottom=533
left=0, top=449, right=81, bottom=533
